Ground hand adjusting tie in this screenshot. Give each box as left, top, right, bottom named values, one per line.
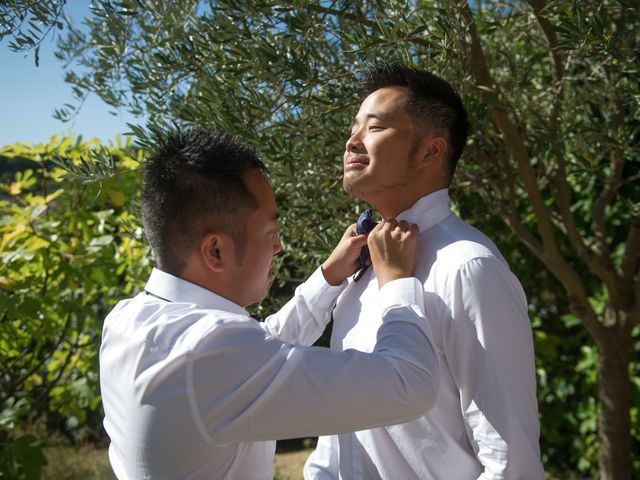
left=354, top=208, right=376, bottom=282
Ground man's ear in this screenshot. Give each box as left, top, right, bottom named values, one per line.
left=420, top=135, right=448, bottom=168
left=200, top=232, right=234, bottom=273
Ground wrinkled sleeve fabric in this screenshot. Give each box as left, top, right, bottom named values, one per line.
left=303, top=434, right=339, bottom=480
left=189, top=277, right=440, bottom=444
left=260, top=267, right=345, bottom=346
left=445, top=257, right=543, bottom=479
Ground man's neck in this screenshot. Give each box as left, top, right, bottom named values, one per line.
left=368, top=187, right=443, bottom=220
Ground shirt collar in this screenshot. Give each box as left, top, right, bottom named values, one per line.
left=144, top=268, right=249, bottom=316
left=395, top=188, right=453, bottom=233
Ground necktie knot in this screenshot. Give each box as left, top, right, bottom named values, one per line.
left=356, top=208, right=376, bottom=236
left=354, top=208, right=375, bottom=281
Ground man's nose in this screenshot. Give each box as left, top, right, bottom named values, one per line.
left=345, top=130, right=364, bottom=152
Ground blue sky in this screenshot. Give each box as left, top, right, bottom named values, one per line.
left=0, top=2, right=139, bottom=147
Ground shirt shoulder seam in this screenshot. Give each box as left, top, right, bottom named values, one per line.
left=449, top=254, right=507, bottom=279
left=186, top=356, right=215, bottom=446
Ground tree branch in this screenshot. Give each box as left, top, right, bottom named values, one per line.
left=527, top=1, right=607, bottom=279
left=529, top=1, right=626, bottom=314
left=33, top=335, right=78, bottom=412
left=620, top=221, right=640, bottom=286
left=499, top=153, right=604, bottom=335
left=304, top=3, right=436, bottom=49
left=503, top=200, right=544, bottom=260
left=592, top=155, right=623, bottom=241
left=527, top=1, right=603, bottom=276
left=550, top=144, right=621, bottom=302
left=459, top=3, right=605, bottom=337
left=631, top=281, right=640, bottom=328
left=304, top=3, right=376, bottom=29
left=2, top=0, right=68, bottom=54
left=6, top=307, right=73, bottom=397
left=460, top=4, right=557, bottom=251
left=592, top=139, right=625, bottom=260
left=591, top=98, right=627, bottom=300
left=496, top=149, right=545, bottom=258
left=528, top=0, right=564, bottom=82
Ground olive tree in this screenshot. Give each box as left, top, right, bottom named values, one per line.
left=2, top=1, right=638, bottom=478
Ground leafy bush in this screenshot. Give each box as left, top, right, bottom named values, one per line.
left=0, top=135, right=148, bottom=477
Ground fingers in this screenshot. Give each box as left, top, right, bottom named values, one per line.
left=384, top=218, right=398, bottom=229
left=366, top=218, right=419, bottom=287
left=374, top=218, right=417, bottom=236
left=348, top=218, right=418, bottom=251
left=396, top=220, right=409, bottom=233
left=344, top=223, right=358, bottom=238
left=350, top=233, right=368, bottom=248
left=371, top=218, right=389, bottom=234
left=396, top=220, right=418, bottom=235
left=342, top=223, right=368, bottom=249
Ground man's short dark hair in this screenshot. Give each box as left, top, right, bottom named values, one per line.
left=141, top=128, right=266, bottom=274
left=360, top=63, right=469, bottom=183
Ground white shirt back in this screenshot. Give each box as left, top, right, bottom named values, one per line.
left=101, top=266, right=442, bottom=479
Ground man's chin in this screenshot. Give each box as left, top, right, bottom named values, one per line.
left=343, top=181, right=370, bottom=201
left=343, top=178, right=359, bottom=195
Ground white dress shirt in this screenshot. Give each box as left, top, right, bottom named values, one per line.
left=305, top=189, right=544, bottom=480
left=100, top=266, right=441, bottom=479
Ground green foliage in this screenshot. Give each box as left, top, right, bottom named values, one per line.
left=0, top=0, right=68, bottom=66
left=49, top=0, right=639, bottom=298
left=0, top=434, right=47, bottom=480
left=1, top=0, right=639, bottom=477
left=0, top=135, right=148, bottom=478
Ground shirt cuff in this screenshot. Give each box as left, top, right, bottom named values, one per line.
left=298, top=267, right=348, bottom=310
left=378, top=277, right=426, bottom=315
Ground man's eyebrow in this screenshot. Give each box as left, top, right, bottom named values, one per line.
left=350, top=112, right=390, bottom=129
left=366, top=112, right=390, bottom=122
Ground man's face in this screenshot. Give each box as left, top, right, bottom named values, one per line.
left=343, top=87, right=420, bottom=201
left=229, top=172, right=281, bottom=307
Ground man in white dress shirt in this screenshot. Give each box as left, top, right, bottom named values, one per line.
left=304, top=64, right=544, bottom=479
left=99, top=128, right=442, bottom=479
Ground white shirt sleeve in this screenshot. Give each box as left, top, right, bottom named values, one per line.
left=446, top=257, right=543, bottom=479
left=189, top=277, right=441, bottom=443
left=303, top=434, right=339, bottom=480
left=260, top=267, right=345, bottom=346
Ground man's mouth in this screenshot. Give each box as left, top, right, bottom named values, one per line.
left=345, top=155, right=369, bottom=167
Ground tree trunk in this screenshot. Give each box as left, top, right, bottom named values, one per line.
left=595, top=321, right=632, bottom=480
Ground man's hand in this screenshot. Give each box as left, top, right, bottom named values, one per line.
left=368, top=219, right=419, bottom=288
left=321, top=224, right=369, bottom=286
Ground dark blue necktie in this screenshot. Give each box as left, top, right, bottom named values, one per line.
left=354, top=208, right=376, bottom=281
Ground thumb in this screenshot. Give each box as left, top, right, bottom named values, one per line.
left=350, top=234, right=368, bottom=250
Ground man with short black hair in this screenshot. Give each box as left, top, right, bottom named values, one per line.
left=100, top=128, right=441, bottom=479
left=305, top=64, right=544, bottom=479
